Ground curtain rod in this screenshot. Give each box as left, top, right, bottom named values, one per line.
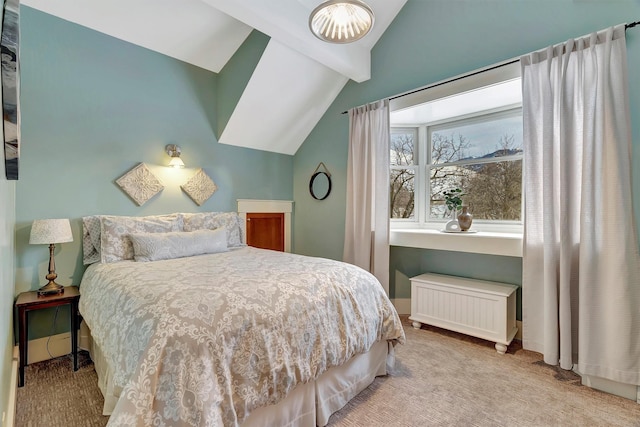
left=340, top=58, right=518, bottom=115
left=341, top=20, right=640, bottom=115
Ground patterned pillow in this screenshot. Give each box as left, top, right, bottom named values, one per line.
left=130, top=229, right=228, bottom=262
left=82, top=216, right=102, bottom=265
left=100, top=214, right=184, bottom=263
left=182, top=212, right=245, bottom=248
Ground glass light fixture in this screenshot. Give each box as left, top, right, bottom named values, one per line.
left=165, top=144, right=185, bottom=168
left=309, top=0, right=374, bottom=44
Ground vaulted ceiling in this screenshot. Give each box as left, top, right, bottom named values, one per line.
left=22, top=0, right=407, bottom=155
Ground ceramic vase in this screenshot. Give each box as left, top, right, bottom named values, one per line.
left=445, top=209, right=460, bottom=231
left=457, top=206, right=473, bottom=231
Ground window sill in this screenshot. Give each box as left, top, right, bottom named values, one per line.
left=390, top=228, right=523, bottom=257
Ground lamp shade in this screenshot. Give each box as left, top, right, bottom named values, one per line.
left=309, top=0, right=374, bottom=43
left=168, top=156, right=185, bottom=168
left=29, top=219, right=73, bottom=244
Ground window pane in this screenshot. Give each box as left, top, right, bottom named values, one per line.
left=430, top=160, right=522, bottom=221
left=390, top=129, right=416, bottom=166
left=431, top=114, right=522, bottom=163
left=390, top=168, right=415, bottom=219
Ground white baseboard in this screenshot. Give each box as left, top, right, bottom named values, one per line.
left=26, top=332, right=73, bottom=365
left=24, top=328, right=90, bottom=366
left=4, top=346, right=18, bottom=427
left=581, top=374, right=639, bottom=403
left=392, top=298, right=411, bottom=315
left=515, top=320, right=523, bottom=341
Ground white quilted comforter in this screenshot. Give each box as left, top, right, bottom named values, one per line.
left=79, top=247, right=405, bottom=426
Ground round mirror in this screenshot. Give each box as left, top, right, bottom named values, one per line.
left=309, top=171, right=332, bottom=200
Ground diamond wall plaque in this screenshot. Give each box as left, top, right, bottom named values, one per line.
left=115, top=163, right=164, bottom=206
left=181, top=168, right=217, bottom=206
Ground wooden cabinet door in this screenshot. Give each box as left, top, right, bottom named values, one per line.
left=246, top=212, right=285, bottom=252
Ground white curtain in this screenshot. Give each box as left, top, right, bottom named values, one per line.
left=521, top=25, right=640, bottom=385
left=344, top=99, right=391, bottom=294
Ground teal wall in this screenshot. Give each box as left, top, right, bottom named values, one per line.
left=14, top=7, right=293, bottom=339
left=0, top=172, right=16, bottom=422
left=293, top=0, right=640, bottom=307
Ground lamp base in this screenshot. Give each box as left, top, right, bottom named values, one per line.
left=37, top=281, right=64, bottom=297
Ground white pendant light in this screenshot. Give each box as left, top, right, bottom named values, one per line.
left=309, top=0, right=375, bottom=44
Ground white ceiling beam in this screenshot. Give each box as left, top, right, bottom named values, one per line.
left=199, top=0, right=406, bottom=82
left=219, top=40, right=348, bottom=155
left=22, top=0, right=253, bottom=73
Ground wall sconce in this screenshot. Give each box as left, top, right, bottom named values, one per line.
left=165, top=144, right=185, bottom=168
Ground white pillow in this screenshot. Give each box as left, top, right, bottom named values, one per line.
left=100, top=214, right=183, bottom=263
left=182, top=212, right=245, bottom=248
left=82, top=215, right=102, bottom=265
left=129, top=228, right=228, bottom=262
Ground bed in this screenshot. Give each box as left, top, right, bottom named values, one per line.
left=78, top=212, right=405, bottom=427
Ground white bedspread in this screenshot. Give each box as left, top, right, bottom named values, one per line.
left=79, top=247, right=405, bottom=427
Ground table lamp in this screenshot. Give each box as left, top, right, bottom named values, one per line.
left=29, top=218, right=73, bottom=296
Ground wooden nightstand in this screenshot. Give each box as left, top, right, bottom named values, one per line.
left=16, top=286, right=80, bottom=387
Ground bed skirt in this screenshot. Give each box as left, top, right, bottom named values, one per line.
left=83, top=322, right=393, bottom=426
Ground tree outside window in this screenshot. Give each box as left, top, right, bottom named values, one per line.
left=390, top=109, right=523, bottom=224
left=390, top=128, right=417, bottom=219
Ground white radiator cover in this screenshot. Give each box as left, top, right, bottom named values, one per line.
left=409, top=273, right=518, bottom=354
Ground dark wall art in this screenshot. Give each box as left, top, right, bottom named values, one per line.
left=1, top=0, right=19, bottom=180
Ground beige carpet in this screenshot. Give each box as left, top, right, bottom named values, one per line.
left=16, top=318, right=640, bottom=426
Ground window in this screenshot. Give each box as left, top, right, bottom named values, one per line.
left=428, top=109, right=523, bottom=221
left=389, top=62, right=523, bottom=232
left=390, top=127, right=418, bottom=220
